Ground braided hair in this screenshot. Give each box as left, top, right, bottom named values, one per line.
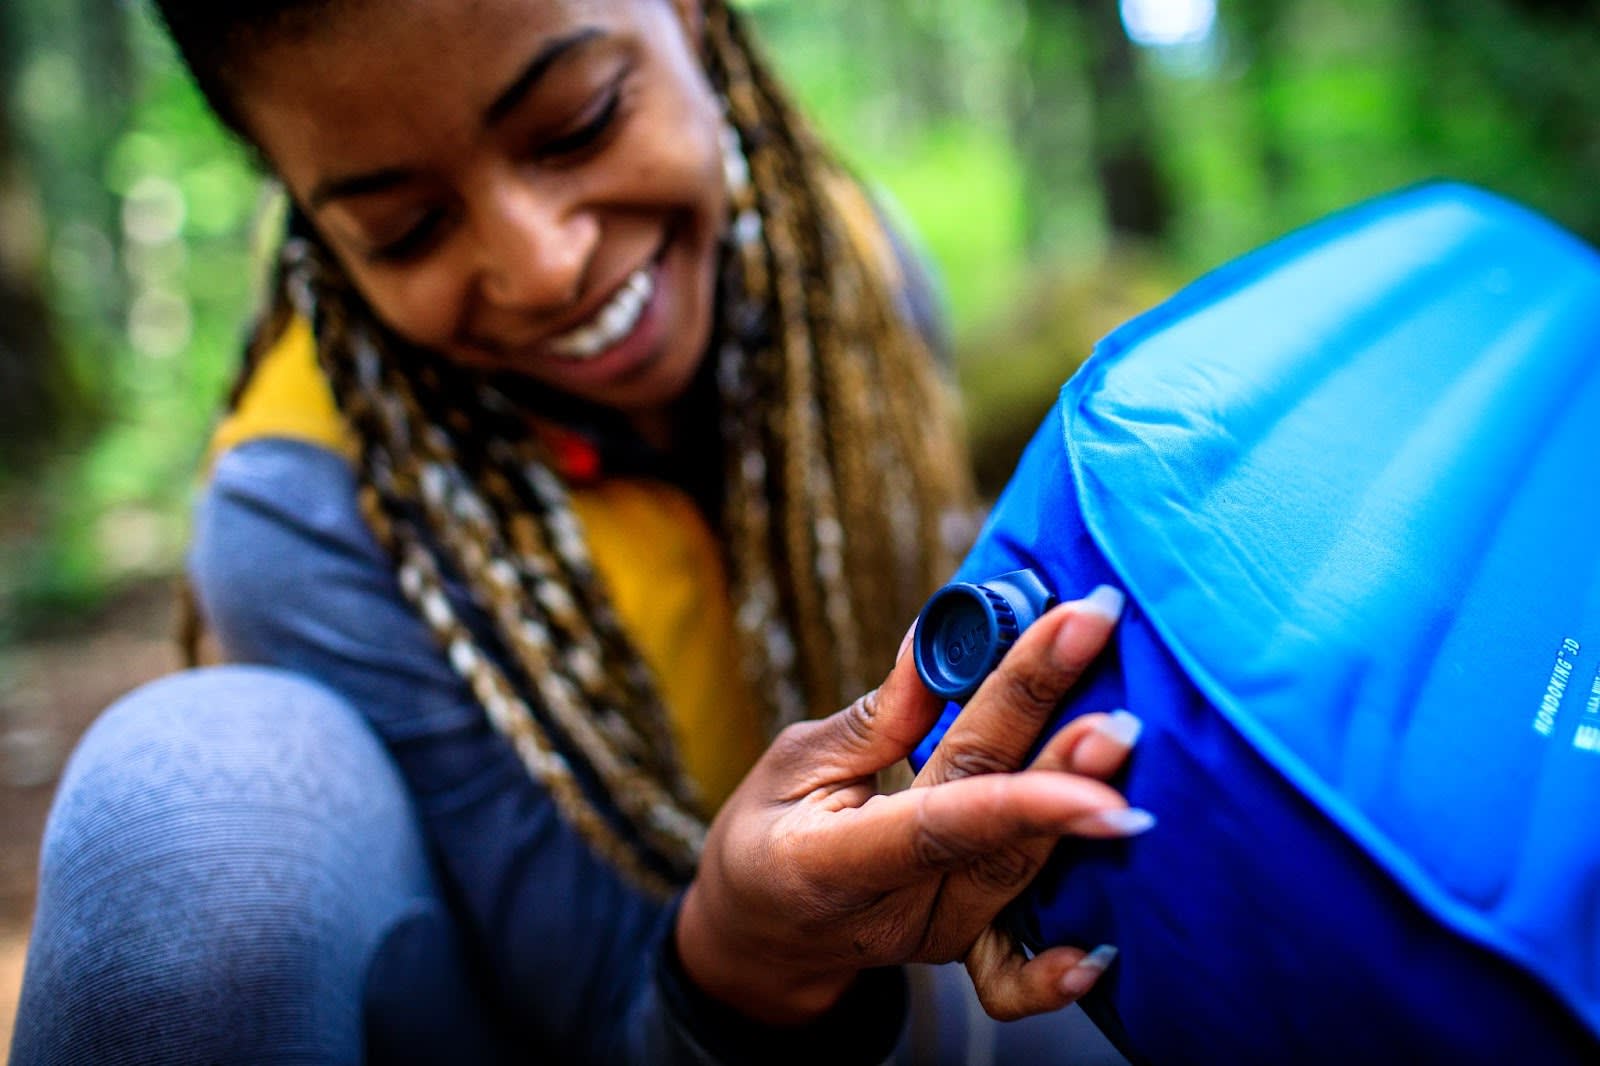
left=169, top=0, right=976, bottom=896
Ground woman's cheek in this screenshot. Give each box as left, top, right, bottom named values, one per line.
left=367, top=265, right=465, bottom=352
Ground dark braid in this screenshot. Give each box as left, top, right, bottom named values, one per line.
left=180, top=0, right=977, bottom=895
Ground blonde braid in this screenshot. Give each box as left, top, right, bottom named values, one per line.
left=202, top=0, right=976, bottom=896
left=704, top=1, right=975, bottom=718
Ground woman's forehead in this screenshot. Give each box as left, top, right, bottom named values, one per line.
left=253, top=0, right=629, bottom=76
left=237, top=0, right=661, bottom=183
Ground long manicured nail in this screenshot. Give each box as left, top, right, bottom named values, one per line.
left=897, top=621, right=916, bottom=663
left=1055, top=586, right=1127, bottom=663
left=1061, top=944, right=1119, bottom=998
left=1079, top=585, right=1126, bottom=623
left=1093, top=709, right=1143, bottom=747
left=1068, top=807, right=1157, bottom=837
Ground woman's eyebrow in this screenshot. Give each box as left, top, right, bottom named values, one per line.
left=306, top=26, right=606, bottom=210
left=483, top=26, right=605, bottom=126
left=309, top=167, right=415, bottom=209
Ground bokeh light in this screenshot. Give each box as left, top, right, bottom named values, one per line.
left=1120, top=0, right=1218, bottom=48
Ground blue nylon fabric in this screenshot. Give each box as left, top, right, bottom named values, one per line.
left=917, top=184, right=1600, bottom=1063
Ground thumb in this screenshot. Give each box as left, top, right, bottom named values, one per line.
left=794, top=623, right=945, bottom=779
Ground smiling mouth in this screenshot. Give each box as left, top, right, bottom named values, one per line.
left=546, top=265, right=656, bottom=361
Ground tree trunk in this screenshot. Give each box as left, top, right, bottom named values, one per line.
left=0, top=4, right=64, bottom=474
left=1010, top=0, right=1086, bottom=252
left=1066, top=0, right=1174, bottom=242
left=1228, top=0, right=1293, bottom=204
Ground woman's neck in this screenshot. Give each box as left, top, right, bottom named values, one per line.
left=628, top=409, right=675, bottom=453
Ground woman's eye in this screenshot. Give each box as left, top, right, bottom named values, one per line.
left=369, top=208, right=448, bottom=263
left=540, top=88, right=622, bottom=158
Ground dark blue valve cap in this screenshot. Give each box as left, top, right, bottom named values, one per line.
left=913, top=568, right=1057, bottom=703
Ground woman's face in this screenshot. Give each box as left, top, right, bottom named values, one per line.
left=237, top=0, right=727, bottom=422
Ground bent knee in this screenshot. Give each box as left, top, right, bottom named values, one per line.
left=68, top=664, right=382, bottom=786
left=50, top=665, right=405, bottom=839
left=14, top=666, right=438, bottom=1063
left=44, top=669, right=430, bottom=934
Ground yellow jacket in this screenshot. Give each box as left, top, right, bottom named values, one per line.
left=210, top=317, right=765, bottom=811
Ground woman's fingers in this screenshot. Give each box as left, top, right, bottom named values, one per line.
left=1030, top=709, right=1143, bottom=780
left=768, top=584, right=1126, bottom=792
left=764, top=629, right=946, bottom=786
left=914, top=587, right=1124, bottom=788
left=958, top=713, right=1142, bottom=1019
left=965, top=927, right=1117, bottom=1022
left=904, top=709, right=1147, bottom=959
left=819, top=770, right=1145, bottom=898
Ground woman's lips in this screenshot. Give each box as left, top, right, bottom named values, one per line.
left=547, top=265, right=655, bottom=361
left=453, top=223, right=695, bottom=398
left=500, top=250, right=668, bottom=391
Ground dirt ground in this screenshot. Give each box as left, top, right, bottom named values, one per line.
left=0, top=580, right=180, bottom=1060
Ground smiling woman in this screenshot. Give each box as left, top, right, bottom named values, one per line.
left=8, top=1, right=1142, bottom=1064
left=241, top=0, right=728, bottom=424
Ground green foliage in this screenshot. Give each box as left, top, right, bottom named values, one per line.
left=5, top=6, right=264, bottom=628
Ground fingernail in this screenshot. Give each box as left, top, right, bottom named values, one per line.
left=1078, top=944, right=1119, bottom=973
left=1092, top=709, right=1143, bottom=747
left=1060, top=944, right=1119, bottom=998
left=1069, top=807, right=1157, bottom=837
left=1078, top=585, right=1126, bottom=623
left=897, top=621, right=916, bottom=663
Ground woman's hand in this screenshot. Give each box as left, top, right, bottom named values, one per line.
left=675, top=587, right=1147, bottom=1027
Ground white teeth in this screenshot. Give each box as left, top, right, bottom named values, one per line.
left=549, top=267, right=655, bottom=361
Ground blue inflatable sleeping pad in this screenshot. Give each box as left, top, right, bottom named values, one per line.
left=913, top=183, right=1600, bottom=1063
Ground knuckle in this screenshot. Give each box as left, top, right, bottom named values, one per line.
left=909, top=806, right=967, bottom=871
left=847, top=907, right=914, bottom=962
left=766, top=720, right=818, bottom=767
left=964, top=845, right=1038, bottom=893
left=997, top=668, right=1066, bottom=718
left=837, top=688, right=882, bottom=751
left=974, top=982, right=1028, bottom=1022
left=911, top=824, right=963, bottom=871
left=940, top=746, right=1016, bottom=782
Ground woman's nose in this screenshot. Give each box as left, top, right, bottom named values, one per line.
left=475, top=184, right=597, bottom=313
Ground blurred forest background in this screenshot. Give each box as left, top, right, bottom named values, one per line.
left=2, top=0, right=1600, bottom=640
left=0, top=0, right=1597, bottom=1049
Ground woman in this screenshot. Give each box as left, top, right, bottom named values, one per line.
left=11, top=1, right=1148, bottom=1062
